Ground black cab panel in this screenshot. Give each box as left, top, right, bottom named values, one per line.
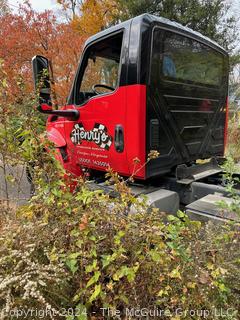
left=145, top=19, right=228, bottom=178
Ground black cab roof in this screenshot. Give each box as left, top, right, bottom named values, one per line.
left=85, top=13, right=227, bottom=55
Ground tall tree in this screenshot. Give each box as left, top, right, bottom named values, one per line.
left=117, top=0, right=238, bottom=52
left=0, top=3, right=85, bottom=105
left=72, top=0, right=118, bottom=35
left=57, top=0, right=119, bottom=35
left=57, top=0, right=82, bottom=20
left=57, top=0, right=238, bottom=52
left=229, top=54, right=240, bottom=108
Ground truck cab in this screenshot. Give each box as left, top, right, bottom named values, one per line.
left=32, top=14, right=229, bottom=181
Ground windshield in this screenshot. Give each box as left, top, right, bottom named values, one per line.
left=77, top=32, right=123, bottom=105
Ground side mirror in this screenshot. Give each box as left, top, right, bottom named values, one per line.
left=31, top=55, right=80, bottom=121
left=32, top=55, right=52, bottom=109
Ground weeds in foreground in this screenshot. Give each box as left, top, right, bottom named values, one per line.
left=1, top=68, right=240, bottom=319
left=1, top=159, right=240, bottom=319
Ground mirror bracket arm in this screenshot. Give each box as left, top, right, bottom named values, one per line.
left=38, top=104, right=80, bottom=121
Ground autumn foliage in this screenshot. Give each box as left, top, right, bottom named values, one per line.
left=0, top=3, right=85, bottom=105
left=71, top=0, right=119, bottom=36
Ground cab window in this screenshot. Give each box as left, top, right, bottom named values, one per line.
left=76, top=32, right=123, bottom=105
left=151, top=29, right=224, bottom=87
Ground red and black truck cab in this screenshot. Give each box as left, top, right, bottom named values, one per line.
left=47, top=14, right=229, bottom=180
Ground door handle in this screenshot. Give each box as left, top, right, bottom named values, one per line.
left=114, top=125, right=124, bottom=153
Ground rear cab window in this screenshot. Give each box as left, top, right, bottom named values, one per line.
left=76, top=32, right=123, bottom=105
left=150, top=28, right=225, bottom=87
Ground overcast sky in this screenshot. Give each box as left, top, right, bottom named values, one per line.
left=8, top=0, right=60, bottom=12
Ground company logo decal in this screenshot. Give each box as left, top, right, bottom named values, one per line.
left=70, top=123, right=112, bottom=150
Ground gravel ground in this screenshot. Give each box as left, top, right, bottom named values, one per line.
left=0, top=160, right=239, bottom=208
left=0, top=161, right=31, bottom=206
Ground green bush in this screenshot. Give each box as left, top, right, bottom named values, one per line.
left=227, top=115, right=240, bottom=161
left=1, top=64, right=240, bottom=320
left=1, top=172, right=240, bottom=319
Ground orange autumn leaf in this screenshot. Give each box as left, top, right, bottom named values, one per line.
left=79, top=214, right=88, bottom=230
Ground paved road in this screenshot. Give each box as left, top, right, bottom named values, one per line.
left=0, top=161, right=31, bottom=206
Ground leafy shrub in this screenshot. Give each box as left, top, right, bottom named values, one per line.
left=219, top=157, right=240, bottom=217
left=227, top=115, right=240, bottom=161
left=1, top=171, right=240, bottom=319
left=0, top=218, right=67, bottom=319
left=1, top=60, right=240, bottom=320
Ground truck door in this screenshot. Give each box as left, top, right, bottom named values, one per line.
left=64, top=32, right=130, bottom=176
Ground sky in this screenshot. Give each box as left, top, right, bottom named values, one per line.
left=8, top=0, right=60, bottom=12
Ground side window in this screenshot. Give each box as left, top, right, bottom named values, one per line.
left=151, top=29, right=224, bottom=87
left=76, top=32, right=123, bottom=105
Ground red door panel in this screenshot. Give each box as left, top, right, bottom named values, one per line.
left=125, top=84, right=146, bottom=178
left=63, top=84, right=146, bottom=179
